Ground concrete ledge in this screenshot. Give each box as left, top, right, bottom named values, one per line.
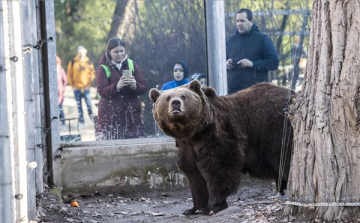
left=60, top=137, right=188, bottom=196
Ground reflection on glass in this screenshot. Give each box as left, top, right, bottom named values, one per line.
left=224, top=0, right=311, bottom=92
left=55, top=0, right=311, bottom=142
left=55, top=0, right=207, bottom=142
left=95, top=38, right=147, bottom=140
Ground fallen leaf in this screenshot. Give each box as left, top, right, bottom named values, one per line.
left=71, top=201, right=80, bottom=207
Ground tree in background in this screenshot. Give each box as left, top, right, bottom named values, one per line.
left=284, top=0, right=360, bottom=221
left=55, top=0, right=116, bottom=69
left=108, top=0, right=129, bottom=41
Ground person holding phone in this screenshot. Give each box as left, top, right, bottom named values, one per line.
left=161, top=60, right=190, bottom=91
left=226, top=8, right=279, bottom=94
left=96, top=37, right=147, bottom=140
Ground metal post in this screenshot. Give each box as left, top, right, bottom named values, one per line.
left=204, top=0, right=228, bottom=96
left=8, top=1, right=29, bottom=222
left=20, top=1, right=44, bottom=219
left=39, top=0, right=62, bottom=186
left=0, top=2, right=13, bottom=223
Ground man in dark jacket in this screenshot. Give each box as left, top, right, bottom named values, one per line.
left=226, top=8, right=279, bottom=94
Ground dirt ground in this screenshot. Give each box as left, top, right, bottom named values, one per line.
left=36, top=176, right=303, bottom=223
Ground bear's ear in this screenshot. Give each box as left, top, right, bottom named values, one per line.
left=149, top=88, right=161, bottom=103
left=189, top=80, right=202, bottom=94
left=202, top=86, right=217, bottom=98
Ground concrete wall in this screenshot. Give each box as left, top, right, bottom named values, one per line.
left=60, top=137, right=188, bottom=196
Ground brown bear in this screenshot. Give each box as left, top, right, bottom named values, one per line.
left=149, top=80, right=294, bottom=215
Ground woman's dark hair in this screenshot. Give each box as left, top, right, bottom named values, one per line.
left=104, top=37, right=126, bottom=64
left=237, top=8, right=253, bottom=21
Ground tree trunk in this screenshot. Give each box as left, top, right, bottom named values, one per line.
left=284, top=0, right=360, bottom=221
left=108, top=0, right=129, bottom=40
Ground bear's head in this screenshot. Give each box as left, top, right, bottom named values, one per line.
left=149, top=80, right=215, bottom=139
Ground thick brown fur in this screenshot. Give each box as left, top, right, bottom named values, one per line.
left=149, top=80, right=294, bottom=215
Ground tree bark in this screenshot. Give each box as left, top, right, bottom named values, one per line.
left=108, top=0, right=129, bottom=40
left=284, top=0, right=360, bottom=221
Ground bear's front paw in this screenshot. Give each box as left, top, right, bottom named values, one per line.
left=197, top=202, right=228, bottom=215
left=195, top=207, right=212, bottom=215
left=182, top=207, right=197, bottom=216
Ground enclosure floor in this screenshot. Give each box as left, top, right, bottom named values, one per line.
left=36, top=176, right=304, bottom=223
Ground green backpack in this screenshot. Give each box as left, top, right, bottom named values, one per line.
left=97, top=58, right=134, bottom=99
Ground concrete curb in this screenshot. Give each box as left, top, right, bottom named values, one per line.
left=59, top=137, right=188, bottom=196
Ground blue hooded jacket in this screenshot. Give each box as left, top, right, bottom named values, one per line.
left=226, top=24, right=279, bottom=94
left=161, top=60, right=190, bottom=91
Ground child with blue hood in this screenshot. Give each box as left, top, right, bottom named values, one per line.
left=161, top=60, right=190, bottom=91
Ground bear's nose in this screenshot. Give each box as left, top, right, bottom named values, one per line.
left=171, top=99, right=181, bottom=109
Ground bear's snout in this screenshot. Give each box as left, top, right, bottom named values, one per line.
left=172, top=99, right=181, bottom=108
left=170, top=98, right=184, bottom=114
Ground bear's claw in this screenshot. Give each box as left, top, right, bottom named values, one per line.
left=183, top=207, right=212, bottom=216
left=182, top=208, right=197, bottom=216
left=183, top=206, right=222, bottom=216
left=195, top=208, right=212, bottom=215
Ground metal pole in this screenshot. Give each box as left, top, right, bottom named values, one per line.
left=8, top=1, right=29, bottom=222
left=20, top=1, right=44, bottom=219
left=39, top=0, right=62, bottom=186
left=0, top=2, right=13, bottom=223
left=204, top=0, right=228, bottom=96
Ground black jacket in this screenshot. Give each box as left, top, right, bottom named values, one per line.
left=226, top=24, right=279, bottom=94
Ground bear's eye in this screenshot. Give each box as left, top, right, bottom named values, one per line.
left=166, top=96, right=171, bottom=101
left=181, top=95, right=186, bottom=100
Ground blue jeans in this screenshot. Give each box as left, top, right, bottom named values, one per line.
left=59, top=104, right=65, bottom=125
left=74, top=89, right=93, bottom=124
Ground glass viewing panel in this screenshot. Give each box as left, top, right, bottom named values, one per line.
left=55, top=0, right=311, bottom=142
left=55, top=0, right=207, bottom=142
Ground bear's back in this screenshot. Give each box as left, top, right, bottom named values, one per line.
left=209, top=83, right=293, bottom=152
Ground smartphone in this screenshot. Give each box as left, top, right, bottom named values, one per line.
left=122, top=70, right=133, bottom=78
left=231, top=62, right=240, bottom=67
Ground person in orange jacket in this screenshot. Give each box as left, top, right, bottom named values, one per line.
left=67, top=46, right=95, bottom=127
